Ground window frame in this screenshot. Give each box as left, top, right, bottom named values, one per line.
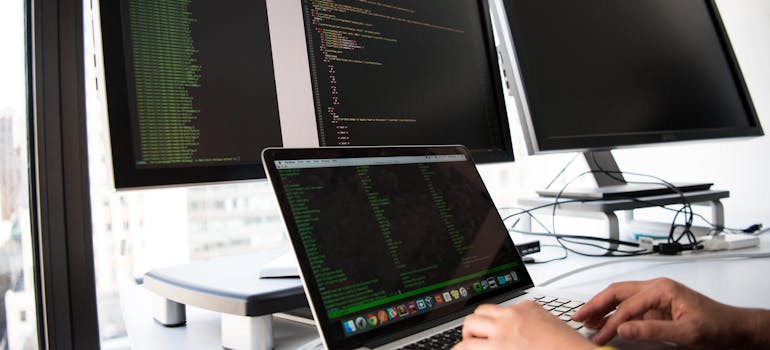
left=31, top=0, right=101, bottom=348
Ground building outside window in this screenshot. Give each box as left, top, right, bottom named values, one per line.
left=0, top=0, right=40, bottom=349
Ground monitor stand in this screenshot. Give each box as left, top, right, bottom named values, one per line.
left=537, top=150, right=713, bottom=200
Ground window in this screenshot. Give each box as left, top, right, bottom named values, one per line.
left=0, top=0, right=40, bottom=349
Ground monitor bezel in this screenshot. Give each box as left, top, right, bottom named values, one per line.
left=494, top=0, right=763, bottom=155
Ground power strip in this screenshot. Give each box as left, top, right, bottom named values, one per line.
left=701, top=234, right=760, bottom=251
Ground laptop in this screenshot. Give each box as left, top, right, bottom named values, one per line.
left=263, top=145, right=588, bottom=349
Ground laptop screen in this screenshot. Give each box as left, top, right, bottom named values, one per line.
left=264, top=146, right=534, bottom=349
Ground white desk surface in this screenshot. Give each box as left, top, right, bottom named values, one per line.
left=526, top=234, right=770, bottom=309
left=122, top=234, right=770, bottom=349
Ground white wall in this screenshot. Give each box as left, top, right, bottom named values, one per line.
left=482, top=0, right=770, bottom=226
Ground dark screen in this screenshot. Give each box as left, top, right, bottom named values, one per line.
left=266, top=147, right=532, bottom=349
left=301, top=0, right=513, bottom=162
left=101, top=0, right=282, bottom=187
left=503, top=0, right=762, bottom=151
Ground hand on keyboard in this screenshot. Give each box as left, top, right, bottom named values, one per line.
left=573, top=278, right=770, bottom=349
left=452, top=301, right=594, bottom=350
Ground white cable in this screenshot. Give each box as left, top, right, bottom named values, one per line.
left=538, top=251, right=770, bottom=287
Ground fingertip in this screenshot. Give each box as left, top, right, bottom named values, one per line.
left=617, top=323, right=638, bottom=340
left=571, top=307, right=588, bottom=321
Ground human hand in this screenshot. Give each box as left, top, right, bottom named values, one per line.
left=572, top=278, right=762, bottom=349
left=452, top=301, right=594, bottom=350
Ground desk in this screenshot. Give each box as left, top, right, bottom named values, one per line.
left=525, top=236, right=770, bottom=309
left=122, top=234, right=770, bottom=349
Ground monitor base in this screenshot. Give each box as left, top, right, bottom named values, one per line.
left=537, top=182, right=714, bottom=200
left=539, top=150, right=713, bottom=200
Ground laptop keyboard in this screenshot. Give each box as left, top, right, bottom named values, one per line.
left=532, top=295, right=585, bottom=330
left=397, top=296, right=583, bottom=349
left=398, top=325, right=463, bottom=350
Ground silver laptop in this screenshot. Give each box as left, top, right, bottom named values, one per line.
left=263, top=145, right=587, bottom=349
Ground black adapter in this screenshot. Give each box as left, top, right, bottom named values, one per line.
left=517, top=240, right=541, bottom=256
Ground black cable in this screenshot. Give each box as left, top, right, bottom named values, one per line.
left=499, top=200, right=588, bottom=225
left=549, top=168, right=697, bottom=254
left=509, top=229, right=640, bottom=248
left=555, top=237, right=654, bottom=258
left=544, top=153, right=580, bottom=190
left=526, top=244, right=568, bottom=264
left=504, top=198, right=676, bottom=257
left=501, top=207, right=555, bottom=235
left=557, top=237, right=646, bottom=254
left=627, top=197, right=753, bottom=233
left=587, top=152, right=697, bottom=248
left=536, top=165, right=694, bottom=256
left=498, top=157, right=763, bottom=258
left=508, top=226, right=650, bottom=258
left=541, top=153, right=763, bottom=236
left=500, top=198, right=751, bottom=235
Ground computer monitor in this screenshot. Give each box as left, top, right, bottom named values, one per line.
left=490, top=0, right=763, bottom=197
left=100, top=0, right=305, bottom=189
left=102, top=0, right=515, bottom=189
left=269, top=0, right=514, bottom=164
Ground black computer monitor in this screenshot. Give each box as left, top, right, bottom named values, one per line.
left=491, top=0, right=763, bottom=196
left=271, top=0, right=514, bottom=164
left=102, top=0, right=515, bottom=189
left=100, top=0, right=285, bottom=189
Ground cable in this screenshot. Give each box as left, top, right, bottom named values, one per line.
left=587, top=152, right=699, bottom=247
left=548, top=166, right=701, bottom=255
left=509, top=224, right=654, bottom=258
left=509, top=228, right=640, bottom=248
left=537, top=152, right=764, bottom=236
left=499, top=200, right=588, bottom=226
left=527, top=244, right=568, bottom=264
left=627, top=197, right=759, bottom=234
left=498, top=164, right=764, bottom=258
left=506, top=201, right=668, bottom=257
left=538, top=251, right=770, bottom=287
left=544, top=153, right=580, bottom=190
left=556, top=237, right=653, bottom=257
left=551, top=153, right=692, bottom=244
